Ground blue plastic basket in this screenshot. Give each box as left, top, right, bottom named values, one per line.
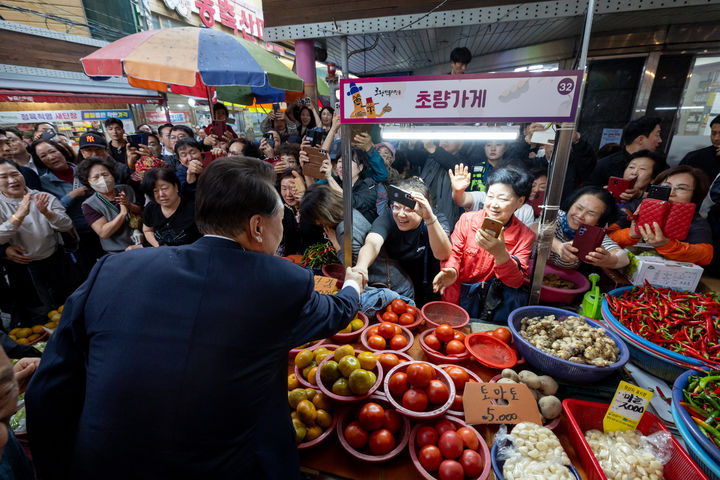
left=671, top=400, right=720, bottom=480
left=672, top=370, right=720, bottom=465
left=507, top=306, right=630, bottom=383
left=602, top=286, right=707, bottom=368
left=491, top=438, right=581, bottom=480
left=603, top=319, right=688, bottom=383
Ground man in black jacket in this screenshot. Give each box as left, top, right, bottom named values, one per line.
left=680, top=114, right=720, bottom=182
left=586, top=116, right=664, bottom=187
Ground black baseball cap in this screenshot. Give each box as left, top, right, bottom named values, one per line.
left=79, top=132, right=107, bottom=149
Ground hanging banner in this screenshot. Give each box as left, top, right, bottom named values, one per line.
left=0, top=110, right=82, bottom=124
left=81, top=110, right=131, bottom=121
left=339, top=71, right=583, bottom=124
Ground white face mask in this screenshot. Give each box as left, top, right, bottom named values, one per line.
left=89, top=177, right=112, bottom=193
left=536, top=148, right=546, bottom=158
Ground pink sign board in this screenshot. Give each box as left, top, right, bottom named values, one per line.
left=339, top=71, right=583, bottom=124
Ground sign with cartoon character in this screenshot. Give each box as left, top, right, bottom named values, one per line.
left=339, top=71, right=583, bottom=124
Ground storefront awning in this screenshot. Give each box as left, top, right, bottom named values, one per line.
left=0, top=89, right=162, bottom=105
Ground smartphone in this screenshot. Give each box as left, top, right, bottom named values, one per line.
left=264, top=155, right=281, bottom=166
left=200, top=151, right=216, bottom=167
left=264, top=132, right=275, bottom=148
left=272, top=103, right=280, bottom=113
left=301, top=146, right=327, bottom=179
left=212, top=120, right=225, bottom=138
left=127, top=133, right=148, bottom=149
left=607, top=176, right=636, bottom=201
left=305, top=130, right=317, bottom=147
left=572, top=224, right=606, bottom=263
left=39, top=129, right=57, bottom=142
left=647, top=184, right=672, bottom=201
left=481, top=217, right=504, bottom=238
left=387, top=185, right=416, bottom=209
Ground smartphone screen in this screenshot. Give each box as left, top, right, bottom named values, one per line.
left=387, top=185, right=416, bottom=209
left=647, top=185, right=672, bottom=201
left=128, top=133, right=148, bottom=149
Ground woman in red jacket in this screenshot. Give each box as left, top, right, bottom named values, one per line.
left=433, top=167, right=536, bottom=321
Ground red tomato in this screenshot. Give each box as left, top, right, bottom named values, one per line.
left=406, top=305, right=418, bottom=317
left=390, top=334, right=407, bottom=350
left=451, top=393, right=463, bottom=411
left=383, top=409, right=402, bottom=434
left=459, top=449, right=484, bottom=476
left=388, top=372, right=409, bottom=397
left=406, top=362, right=434, bottom=388
left=398, top=313, right=415, bottom=326
left=445, top=339, right=466, bottom=355
left=444, top=366, right=470, bottom=391
left=425, top=334, right=441, bottom=351
left=493, top=327, right=512, bottom=344
left=435, top=418, right=456, bottom=435
left=402, top=387, right=429, bottom=411
left=368, top=335, right=387, bottom=350
left=456, top=427, right=480, bottom=451
left=453, top=330, right=465, bottom=342
left=378, top=322, right=396, bottom=340
left=368, top=428, right=396, bottom=455
left=438, top=459, right=465, bottom=480
left=394, top=324, right=402, bottom=336
left=381, top=311, right=399, bottom=323
left=435, top=324, right=455, bottom=343
left=367, top=325, right=379, bottom=337
left=438, top=430, right=464, bottom=459
left=377, top=353, right=399, bottom=371
left=418, top=444, right=443, bottom=472
left=344, top=421, right=368, bottom=449
left=426, top=379, right=450, bottom=405
left=390, top=298, right=407, bottom=315
left=415, top=425, right=439, bottom=448
left=358, top=402, right=385, bottom=431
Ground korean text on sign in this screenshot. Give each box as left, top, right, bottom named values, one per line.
left=415, top=89, right=487, bottom=109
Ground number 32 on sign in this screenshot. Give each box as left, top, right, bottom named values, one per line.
left=463, top=382, right=542, bottom=425
left=603, top=381, right=653, bottom=432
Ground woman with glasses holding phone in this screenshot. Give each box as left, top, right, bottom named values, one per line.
left=609, top=165, right=713, bottom=266
left=354, top=177, right=451, bottom=306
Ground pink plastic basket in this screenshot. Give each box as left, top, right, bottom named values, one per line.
left=316, top=349, right=384, bottom=403
left=563, top=398, right=709, bottom=480
left=331, top=312, right=369, bottom=343
left=437, top=364, right=483, bottom=418
left=418, top=329, right=470, bottom=364
left=523, top=263, right=590, bottom=304
left=409, top=415, right=491, bottom=480
left=383, top=361, right=456, bottom=419
left=421, top=301, right=469, bottom=329
left=294, top=344, right=339, bottom=389
left=360, top=323, right=414, bottom=354
left=297, top=403, right=338, bottom=450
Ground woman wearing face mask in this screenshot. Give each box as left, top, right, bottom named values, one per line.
left=141, top=168, right=200, bottom=247
left=78, top=157, right=143, bottom=253
left=608, top=165, right=713, bottom=266
left=354, top=177, right=452, bottom=306
left=540, top=186, right=629, bottom=270
left=31, top=139, right=105, bottom=274
left=0, top=158, right=74, bottom=312
left=434, top=168, right=536, bottom=319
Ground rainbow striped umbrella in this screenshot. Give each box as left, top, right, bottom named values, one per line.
left=81, top=27, right=303, bottom=103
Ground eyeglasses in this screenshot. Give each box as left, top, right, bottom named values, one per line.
left=169, top=135, right=188, bottom=141
left=391, top=203, right=415, bottom=215
left=660, top=182, right=694, bottom=193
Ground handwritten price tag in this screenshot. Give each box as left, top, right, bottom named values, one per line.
left=463, top=382, right=542, bottom=425
left=314, top=276, right=338, bottom=295
left=603, top=381, right=653, bottom=432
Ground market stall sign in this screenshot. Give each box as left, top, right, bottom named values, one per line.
left=339, top=71, right=583, bottom=124
left=81, top=110, right=131, bottom=121
left=314, top=276, right=337, bottom=295
left=191, top=0, right=264, bottom=40
left=463, top=381, right=542, bottom=425
left=603, top=381, right=653, bottom=432
left=0, top=110, right=82, bottom=124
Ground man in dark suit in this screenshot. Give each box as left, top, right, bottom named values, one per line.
left=25, top=157, right=364, bottom=480
left=680, top=114, right=720, bottom=182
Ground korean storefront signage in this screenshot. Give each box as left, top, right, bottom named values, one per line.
left=339, top=71, right=583, bottom=124
left=145, top=111, right=190, bottom=124
left=193, top=0, right=264, bottom=40
left=81, top=110, right=132, bottom=121
left=0, top=110, right=82, bottom=124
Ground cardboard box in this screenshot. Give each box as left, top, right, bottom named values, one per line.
left=625, top=253, right=704, bottom=291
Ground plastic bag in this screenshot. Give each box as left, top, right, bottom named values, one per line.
left=585, top=429, right=670, bottom=480
left=496, top=422, right=575, bottom=480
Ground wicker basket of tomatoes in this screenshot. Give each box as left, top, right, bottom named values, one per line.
left=410, top=416, right=491, bottom=480
left=362, top=322, right=414, bottom=354
left=420, top=324, right=471, bottom=363
left=384, top=361, right=456, bottom=419
left=337, top=393, right=411, bottom=462
left=376, top=299, right=423, bottom=330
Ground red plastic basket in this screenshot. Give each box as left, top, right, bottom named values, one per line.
left=375, top=309, right=424, bottom=330
left=331, top=312, right=369, bottom=343
left=562, top=398, right=709, bottom=480
left=437, top=364, right=482, bottom=418
left=421, top=301, right=470, bottom=329
left=383, top=361, right=456, bottom=419
left=360, top=323, right=414, bottom=354
left=294, top=344, right=339, bottom=389
left=418, top=329, right=470, bottom=364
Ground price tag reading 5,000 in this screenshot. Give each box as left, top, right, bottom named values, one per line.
left=463, top=382, right=542, bottom=426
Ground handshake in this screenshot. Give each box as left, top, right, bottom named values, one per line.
left=343, top=266, right=369, bottom=294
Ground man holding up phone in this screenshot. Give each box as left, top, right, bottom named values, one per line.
left=260, top=106, right=298, bottom=143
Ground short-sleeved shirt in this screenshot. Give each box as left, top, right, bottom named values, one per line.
left=142, top=197, right=200, bottom=246
left=468, top=191, right=535, bottom=226
left=81, top=185, right=137, bottom=253
left=548, top=210, right=620, bottom=269
left=369, top=210, right=450, bottom=305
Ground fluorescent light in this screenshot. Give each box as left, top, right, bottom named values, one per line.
left=654, top=106, right=704, bottom=110
left=382, top=126, right=518, bottom=141
left=188, top=98, right=196, bottom=107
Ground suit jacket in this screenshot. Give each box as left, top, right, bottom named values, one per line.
left=25, top=236, right=359, bottom=480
